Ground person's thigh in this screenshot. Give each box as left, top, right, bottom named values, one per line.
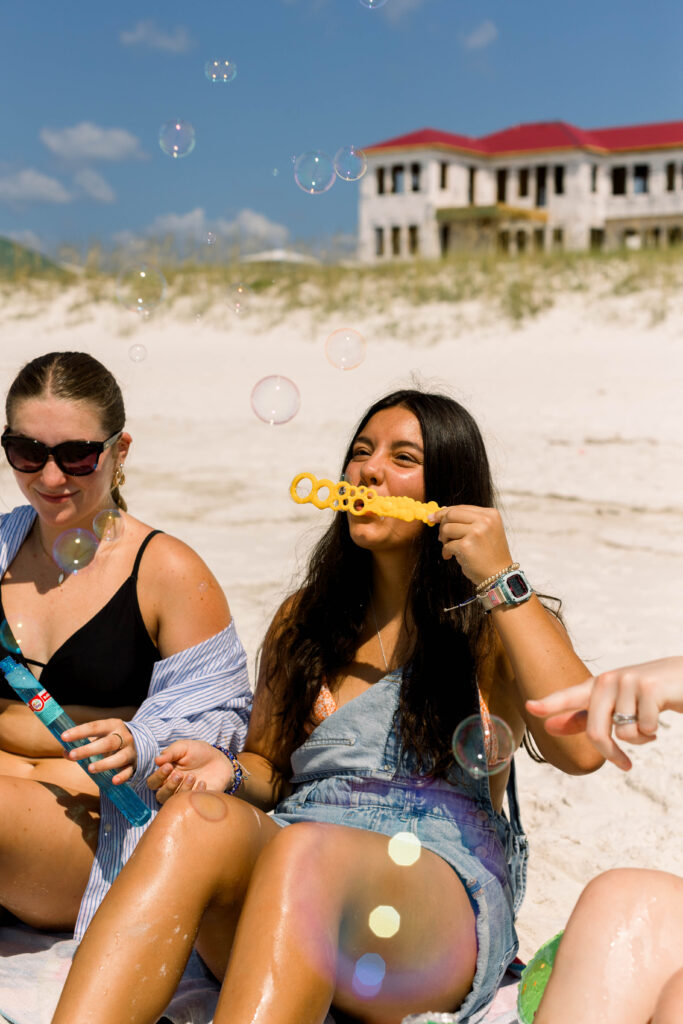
left=0, top=775, right=98, bottom=929
left=653, top=966, right=683, bottom=1024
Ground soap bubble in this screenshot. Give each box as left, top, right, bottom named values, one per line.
left=294, top=151, right=336, bottom=195
left=158, top=120, right=196, bottom=159
left=334, top=145, right=368, bottom=182
left=52, top=529, right=99, bottom=576
left=387, top=831, right=421, bottom=867
left=325, top=328, right=366, bottom=370
left=452, top=713, right=515, bottom=778
left=368, top=905, right=400, bottom=938
left=352, top=953, right=386, bottom=999
left=227, top=283, right=253, bottom=315
left=0, top=617, right=35, bottom=654
left=204, top=59, right=237, bottom=83
left=93, top=508, right=124, bottom=543
left=358, top=0, right=388, bottom=7
left=206, top=231, right=216, bottom=246
left=251, top=376, right=301, bottom=425
left=116, top=265, right=166, bottom=315
left=128, top=344, right=148, bottom=363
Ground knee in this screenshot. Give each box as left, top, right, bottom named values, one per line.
left=577, top=868, right=647, bottom=913
left=653, top=967, right=683, bottom=1024
left=149, top=790, right=245, bottom=847
left=254, top=822, right=334, bottom=880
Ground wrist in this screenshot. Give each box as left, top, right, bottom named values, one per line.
left=478, top=568, right=533, bottom=613
left=212, top=744, right=249, bottom=796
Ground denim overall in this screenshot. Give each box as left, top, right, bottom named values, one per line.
left=272, top=669, right=529, bottom=1022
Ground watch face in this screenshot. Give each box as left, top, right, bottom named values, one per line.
left=507, top=573, right=530, bottom=599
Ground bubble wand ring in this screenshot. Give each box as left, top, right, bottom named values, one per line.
left=290, top=472, right=441, bottom=524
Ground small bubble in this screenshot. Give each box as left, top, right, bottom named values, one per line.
left=334, top=145, right=368, bottom=182
left=158, top=120, right=196, bottom=159
left=251, top=376, right=301, bottom=425
left=368, top=905, right=400, bottom=938
left=103, top=823, right=113, bottom=834
left=358, top=0, right=388, bottom=7
left=129, top=344, right=148, bottom=363
left=272, top=167, right=279, bottom=177
left=387, top=832, right=421, bottom=867
left=93, top=508, right=124, bottom=543
left=204, top=59, right=237, bottom=83
left=116, top=265, right=166, bottom=315
left=198, top=581, right=209, bottom=594
left=452, top=714, right=515, bottom=778
left=227, top=282, right=254, bottom=315
left=52, top=529, right=99, bottom=576
left=206, top=231, right=216, bottom=246
left=294, top=151, right=336, bottom=195
left=0, top=619, right=21, bottom=654
left=325, top=328, right=366, bottom=370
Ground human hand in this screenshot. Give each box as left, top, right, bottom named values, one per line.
left=431, top=505, right=514, bottom=587
left=146, top=740, right=234, bottom=804
left=526, top=657, right=683, bottom=771
left=61, top=718, right=137, bottom=785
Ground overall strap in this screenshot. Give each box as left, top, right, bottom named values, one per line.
left=505, top=757, right=524, bottom=833
left=131, top=530, right=163, bottom=579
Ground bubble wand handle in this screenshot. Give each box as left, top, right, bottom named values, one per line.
left=290, top=472, right=441, bottom=525
left=0, top=656, right=151, bottom=827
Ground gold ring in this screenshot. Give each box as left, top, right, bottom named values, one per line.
left=112, top=731, right=124, bottom=751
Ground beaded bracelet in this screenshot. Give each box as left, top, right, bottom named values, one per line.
left=212, top=744, right=249, bottom=796
left=475, top=562, right=520, bottom=595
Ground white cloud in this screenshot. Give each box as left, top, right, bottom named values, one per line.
left=2, top=229, right=48, bottom=254
left=40, top=122, right=146, bottom=163
left=217, top=209, right=289, bottom=248
left=119, top=20, right=196, bottom=54
left=383, top=0, right=430, bottom=22
left=0, top=169, right=71, bottom=204
left=146, top=207, right=208, bottom=238
left=462, top=19, right=498, bottom=50
left=133, top=207, right=290, bottom=249
left=74, top=168, right=116, bottom=203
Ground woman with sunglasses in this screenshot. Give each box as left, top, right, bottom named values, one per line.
left=54, top=389, right=602, bottom=1024
left=0, top=351, right=251, bottom=939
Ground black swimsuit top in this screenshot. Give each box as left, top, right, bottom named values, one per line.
left=0, top=530, right=162, bottom=708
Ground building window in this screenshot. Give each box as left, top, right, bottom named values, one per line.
left=554, top=165, right=565, bottom=195
left=391, top=165, right=405, bottom=194
left=439, top=162, right=448, bottom=189
left=408, top=225, right=419, bottom=255
left=410, top=163, right=421, bottom=192
left=497, top=230, right=510, bottom=253
left=668, top=226, right=682, bottom=246
left=518, top=168, right=529, bottom=198
left=496, top=169, right=508, bottom=204
left=590, top=228, right=604, bottom=250
left=439, top=223, right=450, bottom=256
left=552, top=228, right=564, bottom=249
left=468, top=167, right=476, bottom=205
left=666, top=162, right=676, bottom=192
left=633, top=164, right=649, bottom=194
left=590, top=165, right=598, bottom=193
left=391, top=226, right=401, bottom=256
left=535, top=166, right=547, bottom=207
left=611, top=167, right=627, bottom=195
left=533, top=228, right=545, bottom=251
left=375, top=227, right=385, bottom=257
left=376, top=167, right=385, bottom=195
left=515, top=230, right=528, bottom=253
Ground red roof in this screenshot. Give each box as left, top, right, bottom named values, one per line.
left=365, top=119, right=683, bottom=157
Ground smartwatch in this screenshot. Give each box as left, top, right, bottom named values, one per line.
left=478, top=569, right=533, bottom=613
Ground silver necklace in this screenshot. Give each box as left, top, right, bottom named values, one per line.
left=369, top=598, right=389, bottom=671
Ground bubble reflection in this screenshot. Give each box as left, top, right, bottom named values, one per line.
left=452, top=713, right=515, bottom=778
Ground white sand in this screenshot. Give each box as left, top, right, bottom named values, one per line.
left=1, top=277, right=681, bottom=957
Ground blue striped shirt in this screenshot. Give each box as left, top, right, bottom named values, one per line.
left=0, top=506, right=252, bottom=940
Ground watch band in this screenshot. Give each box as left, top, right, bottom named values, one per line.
left=478, top=569, right=533, bottom=613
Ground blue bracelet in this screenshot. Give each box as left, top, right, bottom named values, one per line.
left=212, top=745, right=245, bottom=796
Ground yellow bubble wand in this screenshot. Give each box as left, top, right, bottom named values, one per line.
left=290, top=472, right=441, bottom=525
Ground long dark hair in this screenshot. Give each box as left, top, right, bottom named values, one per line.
left=5, top=352, right=128, bottom=511
left=267, top=389, right=499, bottom=777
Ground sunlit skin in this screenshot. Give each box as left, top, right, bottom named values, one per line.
left=52, top=402, right=602, bottom=1024
left=0, top=392, right=231, bottom=930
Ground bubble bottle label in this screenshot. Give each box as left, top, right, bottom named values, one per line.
left=0, top=655, right=151, bottom=827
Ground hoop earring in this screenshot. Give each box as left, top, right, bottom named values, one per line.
left=112, top=463, right=126, bottom=489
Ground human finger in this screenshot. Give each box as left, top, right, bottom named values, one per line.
left=538, top=709, right=588, bottom=736
left=526, top=680, right=595, bottom=719
left=152, top=770, right=188, bottom=805
left=154, top=741, right=192, bottom=767
left=583, top=673, right=634, bottom=769
left=147, top=762, right=174, bottom=792
left=67, top=732, right=132, bottom=763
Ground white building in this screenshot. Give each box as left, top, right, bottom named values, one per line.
left=358, top=119, right=683, bottom=261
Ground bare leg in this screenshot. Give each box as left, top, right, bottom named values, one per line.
left=536, top=869, right=683, bottom=1024
left=0, top=776, right=98, bottom=929
left=653, top=967, right=683, bottom=1024
left=52, top=791, right=281, bottom=1024
left=214, top=822, right=478, bottom=1024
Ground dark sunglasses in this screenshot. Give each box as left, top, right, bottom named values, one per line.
left=1, top=428, right=123, bottom=476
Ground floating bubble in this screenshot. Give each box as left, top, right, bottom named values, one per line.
left=198, top=580, right=209, bottom=594
left=452, top=713, right=515, bottom=778
left=128, top=344, right=148, bottom=363
left=334, top=145, right=368, bottom=182
left=206, top=231, right=216, bottom=246
left=227, top=283, right=254, bottom=315
left=116, top=265, right=166, bottom=315
left=251, top=376, right=301, bottom=425
left=272, top=167, right=279, bottom=177
left=368, top=905, right=400, bottom=938
left=352, top=953, right=386, bottom=999
left=387, top=831, right=421, bottom=867
left=325, top=328, right=366, bottom=370
left=0, top=617, right=35, bottom=654
left=52, top=529, right=99, bottom=576
left=204, top=59, right=237, bottom=83
left=93, top=508, right=124, bottom=543
left=158, top=120, right=196, bottom=159
left=294, top=151, right=336, bottom=195
left=358, top=0, right=388, bottom=7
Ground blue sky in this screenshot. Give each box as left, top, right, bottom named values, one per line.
left=1, top=0, right=681, bottom=258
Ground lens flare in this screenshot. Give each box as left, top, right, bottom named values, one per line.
left=368, top=905, right=401, bottom=938
left=387, top=831, right=422, bottom=867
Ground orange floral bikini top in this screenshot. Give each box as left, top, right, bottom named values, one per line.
left=307, top=680, right=497, bottom=765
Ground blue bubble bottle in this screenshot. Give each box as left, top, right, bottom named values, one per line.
left=1, top=655, right=151, bottom=827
